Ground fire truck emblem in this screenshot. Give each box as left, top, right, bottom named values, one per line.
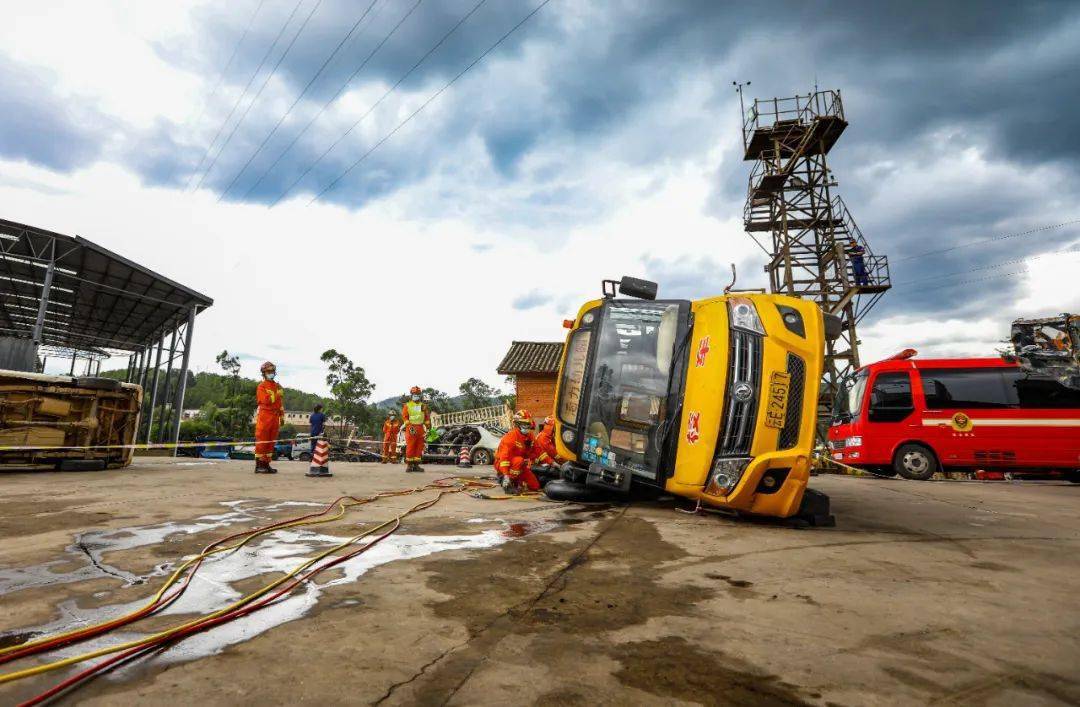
left=950, top=412, right=974, bottom=432
left=695, top=336, right=710, bottom=367
left=685, top=411, right=701, bottom=444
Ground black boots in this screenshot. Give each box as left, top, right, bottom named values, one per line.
left=405, top=462, right=424, bottom=473
left=254, top=459, right=278, bottom=474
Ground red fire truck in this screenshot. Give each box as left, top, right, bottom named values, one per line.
left=828, top=351, right=1080, bottom=480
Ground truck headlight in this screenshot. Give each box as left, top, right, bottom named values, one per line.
left=706, top=457, right=752, bottom=496
left=561, top=428, right=576, bottom=444
left=727, top=297, right=765, bottom=334
left=846, top=436, right=862, bottom=447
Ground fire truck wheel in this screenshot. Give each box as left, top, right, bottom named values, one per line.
left=1066, top=470, right=1080, bottom=484
left=893, top=443, right=938, bottom=481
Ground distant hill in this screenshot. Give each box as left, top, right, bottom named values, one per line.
left=100, top=369, right=332, bottom=411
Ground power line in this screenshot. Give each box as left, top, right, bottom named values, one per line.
left=184, top=0, right=268, bottom=134
left=186, top=0, right=306, bottom=192
left=894, top=218, right=1080, bottom=263
left=894, top=247, right=1079, bottom=288
left=240, top=0, right=419, bottom=201
left=306, top=0, right=553, bottom=207
left=196, top=0, right=326, bottom=191
left=271, top=0, right=491, bottom=207
left=217, top=0, right=381, bottom=201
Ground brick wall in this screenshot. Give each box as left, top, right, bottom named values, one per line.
left=515, top=374, right=557, bottom=418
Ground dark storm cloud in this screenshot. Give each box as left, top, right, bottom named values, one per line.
left=0, top=56, right=113, bottom=171
left=3, top=1, right=1079, bottom=323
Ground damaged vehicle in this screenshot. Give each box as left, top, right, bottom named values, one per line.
left=1007, top=313, right=1080, bottom=389
left=398, top=423, right=504, bottom=465
left=549, top=276, right=835, bottom=524
left=0, top=370, right=142, bottom=471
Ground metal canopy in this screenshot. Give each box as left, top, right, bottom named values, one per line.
left=0, top=217, right=212, bottom=451
left=0, top=218, right=213, bottom=353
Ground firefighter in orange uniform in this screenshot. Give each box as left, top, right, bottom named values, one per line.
left=254, top=361, right=285, bottom=474
left=381, top=411, right=401, bottom=463
left=401, top=386, right=430, bottom=472
left=534, top=415, right=562, bottom=467
left=494, top=410, right=541, bottom=494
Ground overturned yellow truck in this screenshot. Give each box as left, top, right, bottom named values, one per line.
left=550, top=277, right=836, bottom=525
left=0, top=370, right=142, bottom=471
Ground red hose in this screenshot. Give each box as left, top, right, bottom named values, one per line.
left=18, top=488, right=460, bottom=706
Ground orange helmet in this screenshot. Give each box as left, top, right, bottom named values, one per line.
left=410, top=385, right=422, bottom=395
left=260, top=361, right=276, bottom=374
left=544, top=416, right=555, bottom=426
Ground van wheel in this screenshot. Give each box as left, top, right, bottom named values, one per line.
left=471, top=448, right=492, bottom=466
left=893, top=443, right=937, bottom=480
left=299, top=452, right=311, bottom=462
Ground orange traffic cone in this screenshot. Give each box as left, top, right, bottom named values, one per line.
left=457, top=446, right=472, bottom=469
left=306, top=439, right=332, bottom=477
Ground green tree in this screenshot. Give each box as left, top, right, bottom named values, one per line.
left=320, top=349, right=376, bottom=437
left=458, top=377, right=502, bottom=409
left=215, top=350, right=242, bottom=395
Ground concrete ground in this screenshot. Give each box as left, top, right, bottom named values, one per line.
left=0, top=459, right=1078, bottom=706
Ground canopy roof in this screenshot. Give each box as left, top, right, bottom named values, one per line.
left=0, top=218, right=213, bottom=354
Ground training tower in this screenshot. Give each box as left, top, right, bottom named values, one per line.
left=741, top=89, right=890, bottom=413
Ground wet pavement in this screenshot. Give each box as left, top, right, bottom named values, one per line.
left=1, top=459, right=1078, bottom=705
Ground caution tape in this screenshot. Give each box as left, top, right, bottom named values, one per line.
left=0, top=434, right=339, bottom=454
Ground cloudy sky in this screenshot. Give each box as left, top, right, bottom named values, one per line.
left=3, top=0, right=1079, bottom=398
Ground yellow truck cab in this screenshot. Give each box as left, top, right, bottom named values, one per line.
left=551, top=276, right=834, bottom=524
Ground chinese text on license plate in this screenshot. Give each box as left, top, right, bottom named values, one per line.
left=765, top=372, right=790, bottom=429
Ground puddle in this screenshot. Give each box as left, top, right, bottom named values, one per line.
left=0, top=515, right=568, bottom=671
left=0, top=500, right=308, bottom=595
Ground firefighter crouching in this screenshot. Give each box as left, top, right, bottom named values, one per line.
left=494, top=410, right=541, bottom=494
left=401, top=386, right=430, bottom=473
left=254, top=361, right=285, bottom=474
left=381, top=411, right=401, bottom=463
left=531, top=415, right=563, bottom=486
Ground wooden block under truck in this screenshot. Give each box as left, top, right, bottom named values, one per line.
left=550, top=277, right=838, bottom=524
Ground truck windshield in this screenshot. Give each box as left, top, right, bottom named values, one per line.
left=833, top=370, right=868, bottom=423
left=580, top=301, right=682, bottom=478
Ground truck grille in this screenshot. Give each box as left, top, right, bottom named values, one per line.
left=778, top=354, right=805, bottom=450
left=718, top=330, right=762, bottom=456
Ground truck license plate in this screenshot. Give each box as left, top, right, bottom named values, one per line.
left=764, top=372, right=790, bottom=429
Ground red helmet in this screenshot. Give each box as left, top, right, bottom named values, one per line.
left=260, top=361, right=276, bottom=374
left=512, top=410, right=534, bottom=428
left=409, top=386, right=422, bottom=395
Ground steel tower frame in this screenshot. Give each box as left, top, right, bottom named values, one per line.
left=741, top=90, right=890, bottom=413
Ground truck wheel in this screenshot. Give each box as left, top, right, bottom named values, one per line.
left=1066, top=470, right=1080, bottom=484
left=543, top=479, right=610, bottom=502
left=471, top=448, right=492, bottom=466
left=893, top=443, right=938, bottom=480
left=299, top=452, right=311, bottom=462
left=74, top=377, right=122, bottom=391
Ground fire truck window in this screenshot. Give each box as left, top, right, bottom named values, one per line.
left=1012, top=375, right=1080, bottom=408
left=868, top=372, right=913, bottom=421
left=921, top=369, right=1017, bottom=408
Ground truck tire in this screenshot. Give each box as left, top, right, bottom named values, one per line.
left=893, top=443, right=938, bottom=480
left=74, top=377, right=122, bottom=391
left=543, top=479, right=610, bottom=503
